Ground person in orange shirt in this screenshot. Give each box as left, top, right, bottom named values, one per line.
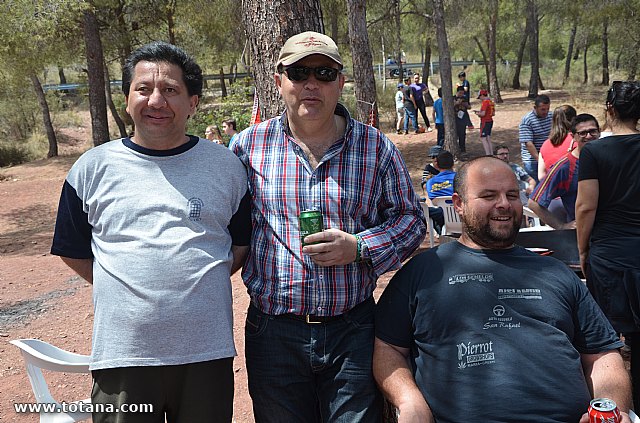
left=474, top=89, right=495, bottom=155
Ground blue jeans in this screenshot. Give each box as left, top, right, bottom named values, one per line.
left=523, top=160, right=539, bottom=183
left=244, top=297, right=383, bottom=423
left=403, top=106, right=418, bottom=132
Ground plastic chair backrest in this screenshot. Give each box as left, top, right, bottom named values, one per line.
left=522, top=205, right=542, bottom=228
left=630, top=410, right=640, bottom=423
left=420, top=201, right=435, bottom=248
left=431, top=196, right=462, bottom=235
left=10, top=339, right=91, bottom=423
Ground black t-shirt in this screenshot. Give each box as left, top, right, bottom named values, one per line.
left=376, top=242, right=622, bottom=423
left=578, top=134, right=640, bottom=241
left=403, top=86, right=414, bottom=109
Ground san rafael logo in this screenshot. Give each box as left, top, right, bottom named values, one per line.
left=457, top=340, right=495, bottom=369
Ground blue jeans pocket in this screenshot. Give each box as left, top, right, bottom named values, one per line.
left=245, top=305, right=269, bottom=337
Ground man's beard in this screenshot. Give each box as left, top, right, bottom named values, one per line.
left=462, top=210, right=521, bottom=249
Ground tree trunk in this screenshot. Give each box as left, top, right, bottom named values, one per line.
left=30, top=73, right=58, bottom=158
left=83, top=7, right=110, bottom=146
left=512, top=20, right=528, bottom=89
left=394, top=0, right=403, bottom=84
left=422, top=34, right=434, bottom=106
left=487, top=0, right=502, bottom=103
left=583, top=43, right=589, bottom=84
left=602, top=19, right=609, bottom=86
left=326, top=0, right=340, bottom=42
left=346, top=0, right=378, bottom=126
left=473, top=36, right=490, bottom=89
left=432, top=0, right=457, bottom=155
left=58, top=67, right=67, bottom=86
left=241, top=0, right=323, bottom=120
left=526, top=0, right=539, bottom=98
left=220, top=67, right=228, bottom=98
left=563, top=23, right=577, bottom=85
left=167, top=0, right=177, bottom=45
left=104, top=64, right=128, bottom=138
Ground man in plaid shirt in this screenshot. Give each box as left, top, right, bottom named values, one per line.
left=230, top=31, right=426, bottom=422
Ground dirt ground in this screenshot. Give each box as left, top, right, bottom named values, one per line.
left=0, top=88, right=606, bottom=422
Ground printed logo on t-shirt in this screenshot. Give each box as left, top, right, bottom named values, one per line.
left=187, top=197, right=204, bottom=221
left=457, top=340, right=495, bottom=369
left=497, top=288, right=542, bottom=300
left=448, top=273, right=493, bottom=285
left=482, top=304, right=522, bottom=330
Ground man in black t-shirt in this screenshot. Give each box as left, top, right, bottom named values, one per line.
left=402, top=77, right=419, bottom=134
left=374, top=156, right=632, bottom=423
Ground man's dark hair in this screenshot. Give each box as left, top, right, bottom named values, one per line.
left=122, top=41, right=203, bottom=98
left=458, top=71, right=466, bottom=78
left=534, top=94, right=551, bottom=107
left=456, top=86, right=465, bottom=92
left=571, top=113, right=600, bottom=133
left=493, top=143, right=509, bottom=155
left=454, top=156, right=509, bottom=200
left=223, top=118, right=237, bottom=131
left=436, top=151, right=454, bottom=169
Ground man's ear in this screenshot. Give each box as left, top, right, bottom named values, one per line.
left=452, top=193, right=464, bottom=215
left=274, top=72, right=283, bottom=95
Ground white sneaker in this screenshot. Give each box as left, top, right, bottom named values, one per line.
left=427, top=127, right=433, bottom=132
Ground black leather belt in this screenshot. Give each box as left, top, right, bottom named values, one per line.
left=279, top=297, right=373, bottom=325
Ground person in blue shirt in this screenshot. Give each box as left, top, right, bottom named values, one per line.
left=423, top=150, right=456, bottom=235
left=432, top=88, right=444, bottom=146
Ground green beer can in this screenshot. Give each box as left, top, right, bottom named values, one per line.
left=299, top=210, right=323, bottom=245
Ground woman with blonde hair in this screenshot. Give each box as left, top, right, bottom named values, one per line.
left=537, top=104, right=577, bottom=180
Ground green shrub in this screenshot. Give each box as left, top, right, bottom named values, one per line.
left=0, top=133, right=47, bottom=167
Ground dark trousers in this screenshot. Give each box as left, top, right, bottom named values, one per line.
left=455, top=116, right=467, bottom=152
left=436, top=123, right=445, bottom=146
left=416, top=100, right=431, bottom=128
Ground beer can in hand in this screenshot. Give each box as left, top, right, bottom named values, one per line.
left=588, top=398, right=621, bottom=423
left=299, top=210, right=323, bottom=246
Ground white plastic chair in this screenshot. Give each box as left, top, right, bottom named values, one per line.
left=10, top=339, right=91, bottom=423
left=419, top=201, right=435, bottom=248
left=630, top=409, right=640, bottom=422
left=431, top=196, right=462, bottom=236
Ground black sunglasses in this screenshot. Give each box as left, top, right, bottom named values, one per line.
left=282, top=65, right=340, bottom=82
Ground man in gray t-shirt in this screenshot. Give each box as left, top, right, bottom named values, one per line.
left=373, top=157, right=632, bottom=422
left=51, top=42, right=250, bottom=423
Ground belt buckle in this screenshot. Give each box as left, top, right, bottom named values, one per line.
left=305, top=315, right=322, bottom=324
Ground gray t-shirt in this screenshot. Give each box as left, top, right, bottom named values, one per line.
left=52, top=137, right=249, bottom=370
left=376, top=242, right=622, bottom=422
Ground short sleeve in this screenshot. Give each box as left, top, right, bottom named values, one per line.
left=571, top=279, right=624, bottom=353
left=375, top=261, right=418, bottom=348
left=578, top=144, right=598, bottom=181
left=519, top=116, right=533, bottom=144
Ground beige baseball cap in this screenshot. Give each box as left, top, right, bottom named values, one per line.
left=276, top=31, right=343, bottom=69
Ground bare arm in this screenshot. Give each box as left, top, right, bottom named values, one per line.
left=526, top=141, right=539, bottom=161
left=538, top=154, right=547, bottom=181
left=575, top=179, right=599, bottom=275
left=527, top=198, right=575, bottom=230
left=60, top=257, right=93, bottom=284
left=230, top=245, right=249, bottom=275
left=525, top=176, right=536, bottom=196
left=373, top=338, right=434, bottom=423
left=578, top=350, right=632, bottom=423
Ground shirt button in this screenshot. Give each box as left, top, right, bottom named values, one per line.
left=318, top=275, right=324, bottom=279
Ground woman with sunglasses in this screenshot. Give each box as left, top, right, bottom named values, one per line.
left=576, top=80, right=640, bottom=409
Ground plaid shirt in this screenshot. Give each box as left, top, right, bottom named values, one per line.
left=231, top=104, right=426, bottom=316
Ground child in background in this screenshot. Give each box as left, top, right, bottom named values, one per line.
left=432, top=88, right=444, bottom=146
left=456, top=71, right=474, bottom=129
left=474, top=89, right=496, bottom=155
left=395, top=83, right=405, bottom=135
